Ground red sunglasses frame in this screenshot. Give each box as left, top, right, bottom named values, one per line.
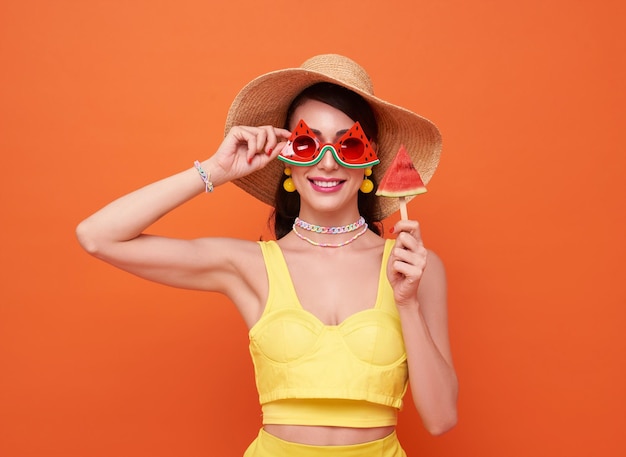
left=278, top=119, right=380, bottom=169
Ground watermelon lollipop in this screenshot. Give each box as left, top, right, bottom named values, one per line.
left=376, top=145, right=427, bottom=220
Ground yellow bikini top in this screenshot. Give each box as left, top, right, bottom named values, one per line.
left=249, top=239, right=408, bottom=427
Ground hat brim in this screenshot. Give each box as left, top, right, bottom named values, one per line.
left=224, top=65, right=442, bottom=221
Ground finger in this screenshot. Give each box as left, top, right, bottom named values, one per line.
left=392, top=219, right=420, bottom=237
left=229, top=125, right=292, bottom=162
left=237, top=126, right=266, bottom=163
left=265, top=127, right=292, bottom=156
left=272, top=140, right=288, bottom=157
left=391, top=259, right=422, bottom=281
left=258, top=125, right=287, bottom=155
left=255, top=128, right=268, bottom=154
left=391, top=247, right=428, bottom=280
left=394, top=231, right=421, bottom=252
left=232, top=127, right=263, bottom=164
left=258, top=126, right=277, bottom=154
left=274, top=127, right=292, bottom=139
left=392, top=244, right=427, bottom=269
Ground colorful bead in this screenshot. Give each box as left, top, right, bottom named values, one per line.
left=292, top=224, right=369, bottom=248
left=294, top=217, right=365, bottom=234
left=194, top=160, right=214, bottom=193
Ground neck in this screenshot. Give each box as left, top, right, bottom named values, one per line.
left=296, top=208, right=363, bottom=228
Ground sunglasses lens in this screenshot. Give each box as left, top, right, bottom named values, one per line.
left=292, top=136, right=317, bottom=159
left=339, top=138, right=364, bottom=161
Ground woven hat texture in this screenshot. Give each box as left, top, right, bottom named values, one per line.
left=224, top=54, right=442, bottom=220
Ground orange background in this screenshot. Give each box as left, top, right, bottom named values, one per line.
left=1, top=1, right=625, bottom=456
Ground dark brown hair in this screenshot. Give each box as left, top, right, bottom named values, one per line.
left=271, top=82, right=382, bottom=238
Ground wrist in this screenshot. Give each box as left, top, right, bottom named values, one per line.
left=193, top=160, right=213, bottom=192
left=396, top=298, right=420, bottom=312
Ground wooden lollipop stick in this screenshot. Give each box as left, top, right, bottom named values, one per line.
left=399, top=196, right=408, bottom=221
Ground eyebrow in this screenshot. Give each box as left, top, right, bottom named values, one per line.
left=310, top=128, right=350, bottom=141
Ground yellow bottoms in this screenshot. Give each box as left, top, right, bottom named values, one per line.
left=243, top=428, right=407, bottom=456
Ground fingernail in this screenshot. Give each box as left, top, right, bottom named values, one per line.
left=267, top=148, right=273, bottom=156
left=389, top=227, right=395, bottom=234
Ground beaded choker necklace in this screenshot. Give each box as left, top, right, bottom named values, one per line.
left=294, top=216, right=366, bottom=234
left=292, top=216, right=368, bottom=248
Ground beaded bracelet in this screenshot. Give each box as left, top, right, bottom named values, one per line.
left=193, top=160, right=214, bottom=193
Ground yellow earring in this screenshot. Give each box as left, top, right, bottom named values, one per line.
left=283, top=168, right=296, bottom=192
left=360, top=168, right=374, bottom=193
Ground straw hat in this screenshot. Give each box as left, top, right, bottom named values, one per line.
left=224, top=54, right=442, bottom=220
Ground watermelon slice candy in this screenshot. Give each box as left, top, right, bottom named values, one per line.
left=375, top=145, right=427, bottom=220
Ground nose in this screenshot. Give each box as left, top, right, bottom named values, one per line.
left=316, top=147, right=340, bottom=171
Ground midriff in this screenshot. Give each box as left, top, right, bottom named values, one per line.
left=262, top=424, right=396, bottom=445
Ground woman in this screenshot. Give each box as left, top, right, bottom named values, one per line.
left=76, top=54, right=458, bottom=456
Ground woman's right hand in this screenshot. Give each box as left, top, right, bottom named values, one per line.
left=208, top=125, right=291, bottom=185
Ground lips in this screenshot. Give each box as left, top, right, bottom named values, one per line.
left=309, top=177, right=346, bottom=192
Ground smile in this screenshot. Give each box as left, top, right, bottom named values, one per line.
left=308, top=178, right=346, bottom=192
left=311, top=179, right=343, bottom=188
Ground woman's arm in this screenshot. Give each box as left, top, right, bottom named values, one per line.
left=76, top=126, right=290, bottom=319
left=76, top=166, right=243, bottom=291
left=387, top=220, right=458, bottom=435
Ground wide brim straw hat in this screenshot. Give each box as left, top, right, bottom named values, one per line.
left=224, top=54, right=442, bottom=220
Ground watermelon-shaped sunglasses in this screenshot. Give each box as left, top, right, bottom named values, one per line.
left=278, top=119, right=380, bottom=169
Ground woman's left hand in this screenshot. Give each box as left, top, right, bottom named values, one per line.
left=387, top=219, right=428, bottom=307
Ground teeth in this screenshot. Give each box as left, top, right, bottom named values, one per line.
left=313, top=180, right=341, bottom=188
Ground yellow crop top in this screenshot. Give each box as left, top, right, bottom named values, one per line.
left=249, top=239, right=408, bottom=428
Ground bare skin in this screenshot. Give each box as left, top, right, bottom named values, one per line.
left=76, top=99, right=457, bottom=445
